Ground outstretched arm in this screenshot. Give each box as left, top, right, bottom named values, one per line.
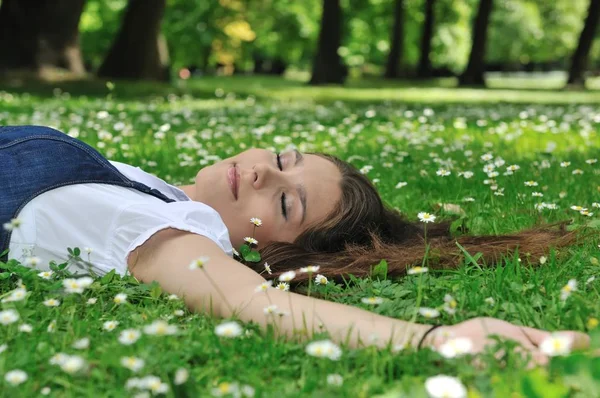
left=127, top=228, right=430, bottom=349
left=128, top=229, right=590, bottom=359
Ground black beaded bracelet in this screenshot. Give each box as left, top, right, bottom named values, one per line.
left=418, top=324, right=442, bottom=349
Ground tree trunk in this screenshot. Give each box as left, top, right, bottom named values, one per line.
left=0, top=0, right=86, bottom=76
left=459, top=0, right=494, bottom=86
left=98, top=0, right=170, bottom=81
left=416, top=0, right=436, bottom=79
left=384, top=0, right=405, bottom=79
left=567, top=0, right=600, bottom=86
left=309, top=0, right=347, bottom=85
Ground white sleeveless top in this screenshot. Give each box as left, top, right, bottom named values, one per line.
left=8, top=161, right=233, bottom=277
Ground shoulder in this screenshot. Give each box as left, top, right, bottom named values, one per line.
left=127, top=227, right=231, bottom=278
left=118, top=201, right=233, bottom=272
left=127, top=227, right=184, bottom=271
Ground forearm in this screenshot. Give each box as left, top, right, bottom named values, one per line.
left=221, top=284, right=431, bottom=350
left=129, top=230, right=432, bottom=350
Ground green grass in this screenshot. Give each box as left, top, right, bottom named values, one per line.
left=1, top=76, right=600, bottom=397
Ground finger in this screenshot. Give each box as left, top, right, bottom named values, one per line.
left=511, top=343, right=546, bottom=369
left=517, top=326, right=549, bottom=346
left=471, top=355, right=487, bottom=371
left=567, top=331, right=590, bottom=350
left=526, top=349, right=548, bottom=369
left=520, top=327, right=590, bottom=351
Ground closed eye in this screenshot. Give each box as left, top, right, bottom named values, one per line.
left=276, top=153, right=287, bottom=220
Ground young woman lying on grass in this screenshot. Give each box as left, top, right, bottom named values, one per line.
left=0, top=125, right=590, bottom=363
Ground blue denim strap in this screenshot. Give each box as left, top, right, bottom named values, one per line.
left=0, top=125, right=176, bottom=261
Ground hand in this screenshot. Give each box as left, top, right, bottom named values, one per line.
left=426, top=317, right=590, bottom=366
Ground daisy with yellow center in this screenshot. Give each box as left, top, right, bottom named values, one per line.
left=244, top=237, right=258, bottom=246
left=407, top=266, right=428, bottom=275
left=188, top=256, right=210, bottom=270
left=417, top=212, right=436, bottom=223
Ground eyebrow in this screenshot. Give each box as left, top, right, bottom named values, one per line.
left=292, top=150, right=307, bottom=225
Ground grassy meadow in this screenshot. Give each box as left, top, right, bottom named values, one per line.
left=0, top=76, right=600, bottom=397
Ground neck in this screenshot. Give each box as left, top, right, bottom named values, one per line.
left=177, top=184, right=196, bottom=201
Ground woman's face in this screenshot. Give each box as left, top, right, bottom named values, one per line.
left=191, top=149, right=342, bottom=249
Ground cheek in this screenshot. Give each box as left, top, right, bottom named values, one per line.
left=243, top=209, right=277, bottom=247
left=250, top=215, right=275, bottom=243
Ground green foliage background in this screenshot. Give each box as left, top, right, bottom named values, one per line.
left=78, top=0, right=599, bottom=74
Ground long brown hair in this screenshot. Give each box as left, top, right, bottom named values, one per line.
left=249, top=153, right=589, bottom=282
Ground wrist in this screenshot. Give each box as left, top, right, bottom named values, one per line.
left=416, top=324, right=453, bottom=350
left=401, top=323, right=438, bottom=350
left=417, top=324, right=442, bottom=349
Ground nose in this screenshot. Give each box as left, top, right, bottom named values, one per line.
left=251, top=162, right=283, bottom=190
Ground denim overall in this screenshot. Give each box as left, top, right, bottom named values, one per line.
left=0, top=125, right=176, bottom=262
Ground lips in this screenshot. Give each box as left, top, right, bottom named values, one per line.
left=228, top=164, right=239, bottom=200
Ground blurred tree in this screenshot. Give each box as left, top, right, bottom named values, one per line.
left=163, top=1, right=222, bottom=73
left=567, top=0, right=600, bottom=86
left=248, top=0, right=320, bottom=75
left=384, top=0, right=405, bottom=78
left=79, top=0, right=127, bottom=71
left=534, top=0, right=588, bottom=68
left=0, top=0, right=86, bottom=77
left=74, top=0, right=595, bottom=80
left=98, top=0, right=169, bottom=81
left=459, top=0, right=494, bottom=86
left=429, top=0, right=472, bottom=76
left=416, top=0, right=436, bottom=78
left=310, top=0, right=347, bottom=84
left=486, top=0, right=543, bottom=71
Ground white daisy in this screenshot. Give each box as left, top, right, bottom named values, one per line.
left=1, top=287, right=27, bottom=303
left=263, top=305, right=278, bottom=315
left=143, top=320, right=178, bottom=336
left=103, top=320, right=119, bottom=332
left=278, top=271, right=296, bottom=282
left=418, top=307, right=440, bottom=318
left=540, top=333, right=573, bottom=357
left=254, top=281, right=273, bottom=293
left=244, top=237, right=258, bottom=246
left=361, top=297, right=384, bottom=305
left=437, top=337, right=473, bottom=358
left=407, top=266, right=428, bottom=275
left=60, top=355, right=86, bottom=374
left=43, top=298, right=61, bottom=307
left=425, top=375, right=467, bottom=398
left=113, top=293, right=128, bottom=304
left=560, top=279, right=577, bottom=301
left=38, top=271, right=54, bottom=280
left=263, top=262, right=272, bottom=274
left=417, top=212, right=436, bottom=223
left=299, top=265, right=320, bottom=273
left=174, top=368, right=189, bottom=385
left=0, top=309, right=20, bottom=325
left=306, top=340, right=342, bottom=361
left=72, top=337, right=90, bottom=349
left=4, top=369, right=27, bottom=386
left=121, top=356, right=145, bottom=372
left=326, top=374, right=344, bottom=387
left=215, top=321, right=243, bottom=338
left=118, top=329, right=142, bottom=345
left=189, top=256, right=210, bottom=270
